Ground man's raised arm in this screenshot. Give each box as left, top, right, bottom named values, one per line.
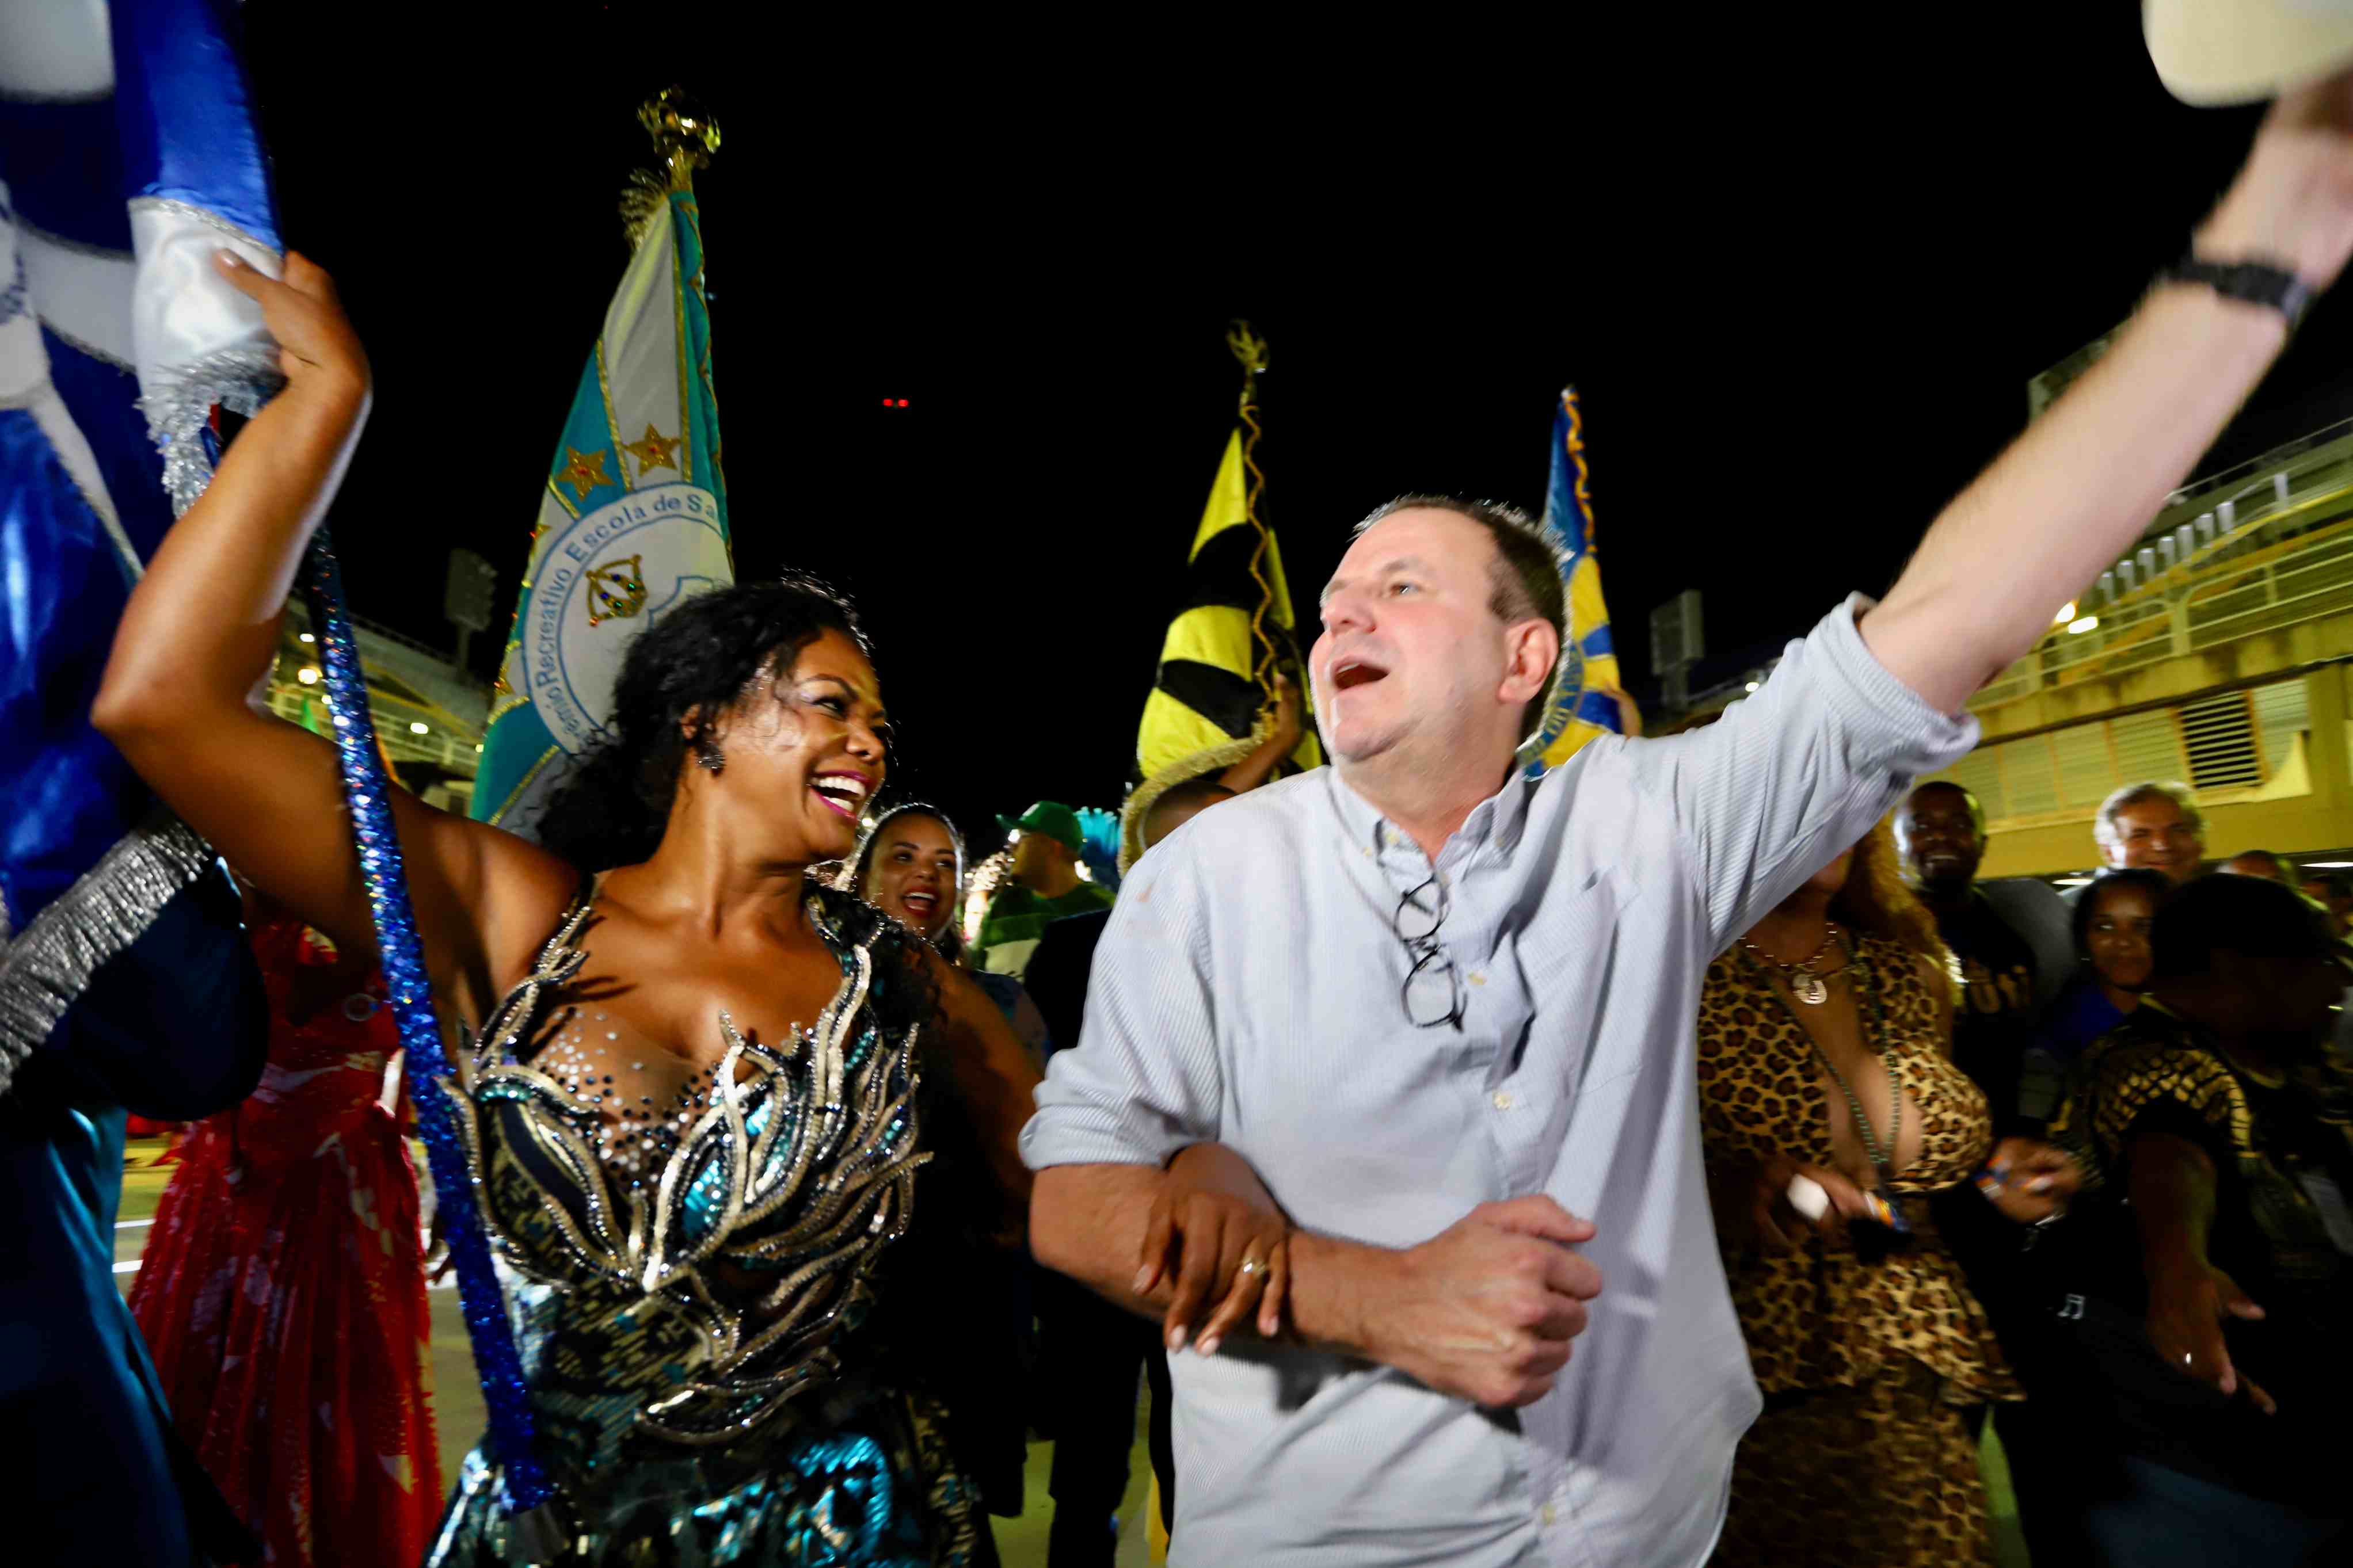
left=1866, top=74, right=2353, bottom=715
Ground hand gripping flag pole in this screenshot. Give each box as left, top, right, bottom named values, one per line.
left=299, top=531, right=559, bottom=1531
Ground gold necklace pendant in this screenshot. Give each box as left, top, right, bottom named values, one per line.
left=1792, top=972, right=1829, bottom=1005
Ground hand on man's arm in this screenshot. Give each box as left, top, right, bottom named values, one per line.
left=1034, top=1152, right=1606, bottom=1410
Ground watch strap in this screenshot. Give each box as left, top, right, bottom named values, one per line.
left=2161, top=253, right=2313, bottom=330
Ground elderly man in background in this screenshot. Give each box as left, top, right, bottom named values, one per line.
left=2094, top=781, right=2207, bottom=885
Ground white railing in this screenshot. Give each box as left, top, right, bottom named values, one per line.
left=1972, top=432, right=2353, bottom=712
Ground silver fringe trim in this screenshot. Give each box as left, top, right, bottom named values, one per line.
left=619, top=170, right=669, bottom=250
left=125, top=197, right=277, bottom=255
left=139, top=346, right=284, bottom=515
left=0, top=812, right=216, bottom=1098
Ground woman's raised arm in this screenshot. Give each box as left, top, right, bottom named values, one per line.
left=94, top=251, right=570, bottom=983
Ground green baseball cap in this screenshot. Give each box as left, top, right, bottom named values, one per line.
left=997, top=801, right=1083, bottom=856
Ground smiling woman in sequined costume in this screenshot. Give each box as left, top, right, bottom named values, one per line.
left=93, top=253, right=1044, bottom=1565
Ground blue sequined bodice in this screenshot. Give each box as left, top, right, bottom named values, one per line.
left=446, top=891, right=930, bottom=1458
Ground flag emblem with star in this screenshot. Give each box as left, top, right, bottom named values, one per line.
left=473, top=176, right=730, bottom=839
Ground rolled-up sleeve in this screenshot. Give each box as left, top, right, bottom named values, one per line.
left=1019, top=846, right=1223, bottom=1171
left=1621, top=594, right=1978, bottom=952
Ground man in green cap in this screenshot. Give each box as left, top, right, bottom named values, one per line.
left=974, top=802, right=1116, bottom=979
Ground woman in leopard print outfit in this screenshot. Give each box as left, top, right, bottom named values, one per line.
left=1696, top=822, right=2078, bottom=1566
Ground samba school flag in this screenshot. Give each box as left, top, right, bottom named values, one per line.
left=1522, top=386, right=1625, bottom=775
left=0, top=0, right=284, bottom=1079
left=1132, top=326, right=1322, bottom=791
left=474, top=131, right=730, bottom=839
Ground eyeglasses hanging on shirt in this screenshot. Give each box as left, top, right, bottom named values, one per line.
left=1395, top=874, right=1467, bottom=1032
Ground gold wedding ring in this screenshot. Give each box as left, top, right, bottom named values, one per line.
left=1238, top=1252, right=1267, bottom=1278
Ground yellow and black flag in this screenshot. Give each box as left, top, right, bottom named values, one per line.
left=1131, top=326, right=1323, bottom=817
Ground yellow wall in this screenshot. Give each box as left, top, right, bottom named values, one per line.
left=1974, top=663, right=2353, bottom=877
left=1973, top=606, right=2353, bottom=744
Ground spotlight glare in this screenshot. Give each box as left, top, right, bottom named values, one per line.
left=296, top=666, right=319, bottom=685
left=409, top=721, right=429, bottom=735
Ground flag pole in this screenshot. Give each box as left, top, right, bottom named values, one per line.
left=642, top=85, right=720, bottom=190
left=1224, top=321, right=1281, bottom=701
left=620, top=87, right=720, bottom=238
left=300, top=535, right=557, bottom=1523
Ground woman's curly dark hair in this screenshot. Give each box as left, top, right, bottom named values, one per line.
left=537, top=574, right=870, bottom=871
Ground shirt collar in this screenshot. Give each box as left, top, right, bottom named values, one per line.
left=1326, top=764, right=1536, bottom=866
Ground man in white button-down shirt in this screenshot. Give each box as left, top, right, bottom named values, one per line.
left=1026, top=77, right=2353, bottom=1567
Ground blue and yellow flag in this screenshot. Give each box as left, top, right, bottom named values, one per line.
left=474, top=182, right=730, bottom=837
left=1524, top=386, right=1623, bottom=774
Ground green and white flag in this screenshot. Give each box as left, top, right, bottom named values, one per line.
left=473, top=182, right=730, bottom=836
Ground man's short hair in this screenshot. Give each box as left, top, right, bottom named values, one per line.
left=2092, top=780, right=2204, bottom=853
left=1144, top=775, right=1237, bottom=851
left=1354, top=495, right=1567, bottom=738
left=2223, top=849, right=2293, bottom=882
left=1905, top=779, right=1987, bottom=837
left=2150, top=872, right=2336, bottom=983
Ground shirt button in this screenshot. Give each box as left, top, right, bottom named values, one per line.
left=1542, top=1504, right=1558, bottom=1527
left=1491, top=1091, right=1514, bottom=1111
left=1468, top=971, right=1487, bottom=986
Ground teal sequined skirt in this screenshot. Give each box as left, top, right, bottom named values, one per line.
left=425, top=1384, right=982, bottom=1566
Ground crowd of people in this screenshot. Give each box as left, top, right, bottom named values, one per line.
left=28, top=51, right=2353, bottom=1568
left=1689, top=773, right=2353, bottom=1565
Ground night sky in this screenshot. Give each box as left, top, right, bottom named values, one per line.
left=236, top=5, right=2353, bottom=846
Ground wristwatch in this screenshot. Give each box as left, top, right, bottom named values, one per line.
left=2160, top=253, right=2314, bottom=331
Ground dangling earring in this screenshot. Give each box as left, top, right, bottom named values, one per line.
left=698, top=744, right=725, bottom=775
